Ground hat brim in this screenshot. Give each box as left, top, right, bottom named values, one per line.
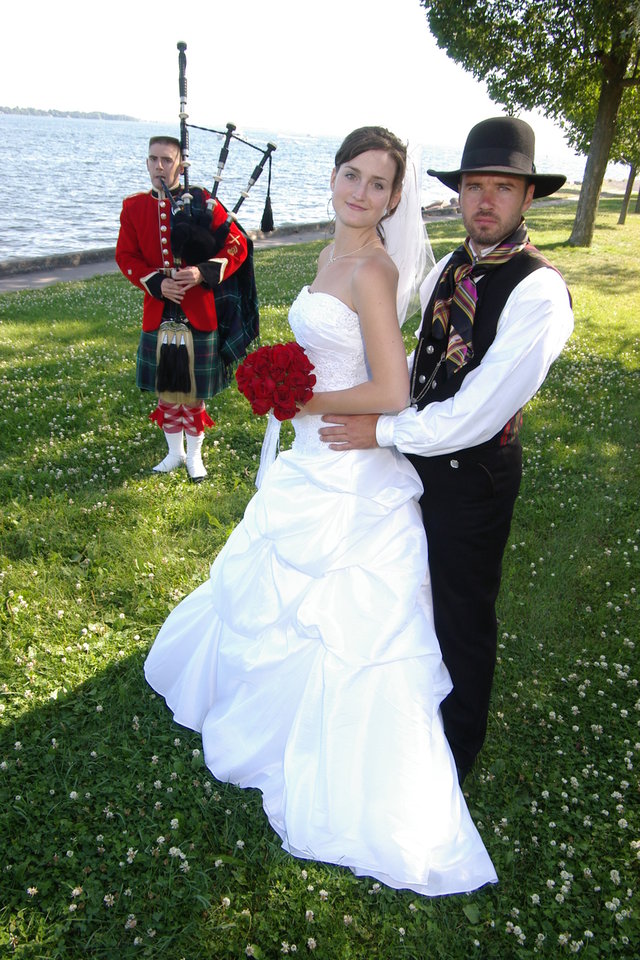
left=427, top=166, right=566, bottom=199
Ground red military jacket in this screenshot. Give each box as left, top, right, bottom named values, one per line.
left=116, top=187, right=248, bottom=332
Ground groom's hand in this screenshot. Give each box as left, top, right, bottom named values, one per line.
left=319, top=414, right=380, bottom=450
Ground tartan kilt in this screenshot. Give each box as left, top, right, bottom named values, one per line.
left=136, top=325, right=228, bottom=399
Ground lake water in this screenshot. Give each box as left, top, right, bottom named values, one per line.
left=0, top=114, right=626, bottom=263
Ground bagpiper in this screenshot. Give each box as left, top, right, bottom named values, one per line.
left=116, top=135, right=251, bottom=480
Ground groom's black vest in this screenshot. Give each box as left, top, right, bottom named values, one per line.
left=410, top=248, right=555, bottom=450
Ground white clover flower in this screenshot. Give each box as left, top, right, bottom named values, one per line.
left=305, top=910, right=314, bottom=922
left=221, top=896, right=231, bottom=908
left=170, top=818, right=179, bottom=830
left=26, top=887, right=38, bottom=896
left=307, top=938, right=317, bottom=950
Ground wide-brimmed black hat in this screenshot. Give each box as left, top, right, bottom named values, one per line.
left=428, top=117, right=566, bottom=199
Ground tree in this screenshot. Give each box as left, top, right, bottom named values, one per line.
left=610, top=88, right=640, bottom=222
left=420, top=0, right=640, bottom=246
left=558, top=57, right=640, bottom=224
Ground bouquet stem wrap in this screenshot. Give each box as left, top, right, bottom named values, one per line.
left=255, top=411, right=282, bottom=488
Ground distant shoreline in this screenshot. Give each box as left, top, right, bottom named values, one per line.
left=0, top=107, right=137, bottom=121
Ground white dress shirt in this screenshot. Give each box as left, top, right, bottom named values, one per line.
left=376, top=251, right=574, bottom=456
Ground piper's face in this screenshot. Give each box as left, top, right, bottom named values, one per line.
left=147, top=142, right=183, bottom=191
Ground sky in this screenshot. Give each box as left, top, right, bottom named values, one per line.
left=3, top=0, right=572, bottom=156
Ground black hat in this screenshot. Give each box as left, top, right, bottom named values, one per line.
left=427, top=117, right=566, bottom=199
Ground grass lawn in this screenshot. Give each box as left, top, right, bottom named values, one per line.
left=0, top=198, right=638, bottom=958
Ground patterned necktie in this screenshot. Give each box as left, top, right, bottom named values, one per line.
left=430, top=220, right=529, bottom=375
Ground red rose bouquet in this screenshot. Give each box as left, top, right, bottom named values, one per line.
left=235, top=341, right=316, bottom=422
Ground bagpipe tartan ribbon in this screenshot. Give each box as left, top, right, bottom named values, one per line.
left=430, top=221, right=529, bottom=375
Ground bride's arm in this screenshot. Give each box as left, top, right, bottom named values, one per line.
left=300, top=257, right=409, bottom=416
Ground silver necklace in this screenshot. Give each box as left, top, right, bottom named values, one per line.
left=328, top=238, right=379, bottom=264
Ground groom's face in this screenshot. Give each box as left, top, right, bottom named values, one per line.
left=459, top=173, right=535, bottom=249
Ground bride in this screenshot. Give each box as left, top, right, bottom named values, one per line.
left=144, top=126, right=497, bottom=896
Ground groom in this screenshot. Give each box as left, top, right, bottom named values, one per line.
left=319, top=117, right=574, bottom=782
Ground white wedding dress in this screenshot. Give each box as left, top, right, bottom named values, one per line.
left=144, top=286, right=497, bottom=896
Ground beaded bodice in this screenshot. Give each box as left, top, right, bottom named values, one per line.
left=288, top=286, right=368, bottom=454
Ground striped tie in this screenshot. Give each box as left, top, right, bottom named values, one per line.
left=430, top=222, right=529, bottom=375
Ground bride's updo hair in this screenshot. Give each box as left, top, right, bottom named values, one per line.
left=334, top=126, right=407, bottom=220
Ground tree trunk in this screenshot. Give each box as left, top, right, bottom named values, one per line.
left=569, top=69, right=627, bottom=246
left=618, top=164, right=637, bottom=224
left=635, top=184, right=640, bottom=213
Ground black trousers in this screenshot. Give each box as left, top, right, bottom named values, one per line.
left=407, top=443, right=522, bottom=778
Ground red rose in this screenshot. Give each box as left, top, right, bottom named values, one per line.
left=236, top=342, right=315, bottom=421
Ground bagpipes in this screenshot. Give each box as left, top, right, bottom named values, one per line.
left=156, top=42, right=272, bottom=397
left=166, top=40, right=277, bottom=264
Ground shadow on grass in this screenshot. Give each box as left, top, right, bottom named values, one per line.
left=0, top=649, right=280, bottom=959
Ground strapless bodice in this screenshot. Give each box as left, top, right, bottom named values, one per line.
left=288, top=286, right=369, bottom=454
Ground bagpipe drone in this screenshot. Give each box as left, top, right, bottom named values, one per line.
left=163, top=41, right=276, bottom=263
left=157, top=41, right=274, bottom=388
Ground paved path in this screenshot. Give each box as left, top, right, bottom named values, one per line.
left=0, top=226, right=333, bottom=293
